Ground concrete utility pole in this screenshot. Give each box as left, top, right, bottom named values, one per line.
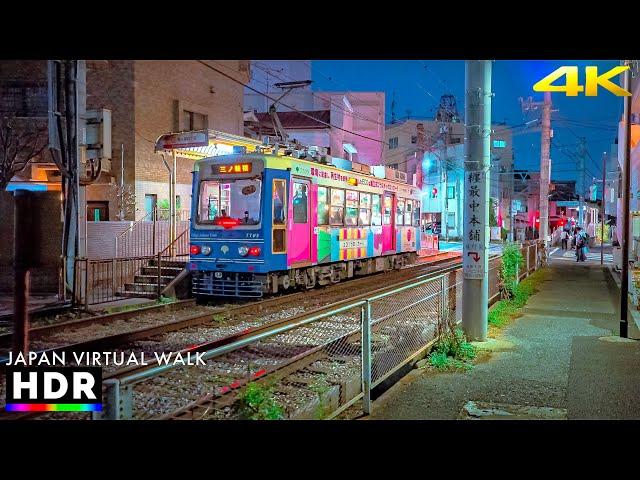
left=601, top=151, right=607, bottom=266
left=76, top=61, right=87, bottom=305
left=462, top=60, right=492, bottom=342
left=577, top=137, right=587, bottom=228
left=620, top=61, right=632, bottom=339
left=539, top=91, right=552, bottom=244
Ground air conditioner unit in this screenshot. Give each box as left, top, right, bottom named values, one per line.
left=385, top=167, right=407, bottom=182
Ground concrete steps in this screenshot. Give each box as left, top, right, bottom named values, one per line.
left=120, top=259, right=186, bottom=298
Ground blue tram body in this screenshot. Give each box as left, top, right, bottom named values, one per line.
left=189, top=153, right=422, bottom=299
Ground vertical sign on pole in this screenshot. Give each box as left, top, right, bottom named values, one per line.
left=463, top=169, right=487, bottom=280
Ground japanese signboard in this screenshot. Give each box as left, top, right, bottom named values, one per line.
left=155, top=130, right=209, bottom=151
left=463, top=169, right=487, bottom=279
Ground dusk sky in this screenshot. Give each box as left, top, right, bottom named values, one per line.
left=311, top=60, right=622, bottom=185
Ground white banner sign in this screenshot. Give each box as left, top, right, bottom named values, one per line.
left=155, top=130, right=209, bottom=151
left=463, top=170, right=488, bottom=279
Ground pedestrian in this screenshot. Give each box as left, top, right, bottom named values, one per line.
left=561, top=229, right=568, bottom=250
left=575, top=227, right=583, bottom=261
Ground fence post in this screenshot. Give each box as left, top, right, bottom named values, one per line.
left=361, top=301, right=372, bottom=415
left=157, top=250, right=162, bottom=301
left=84, top=259, right=89, bottom=310
left=152, top=206, right=157, bottom=255
left=526, top=245, right=530, bottom=277
left=535, top=242, right=538, bottom=271
left=440, top=275, right=447, bottom=322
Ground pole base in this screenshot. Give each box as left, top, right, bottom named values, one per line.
left=620, top=321, right=628, bottom=339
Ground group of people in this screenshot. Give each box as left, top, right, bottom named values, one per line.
left=559, top=226, right=590, bottom=262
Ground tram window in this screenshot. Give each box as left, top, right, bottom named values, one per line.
left=345, top=207, right=358, bottom=226
left=317, top=186, right=329, bottom=225
left=293, top=181, right=308, bottom=224
left=413, top=205, right=420, bottom=226
left=371, top=194, right=382, bottom=226
left=273, top=179, right=286, bottom=225
left=359, top=192, right=371, bottom=226
left=330, top=188, right=345, bottom=226
left=396, top=199, right=405, bottom=225
left=405, top=200, right=413, bottom=227
left=198, top=179, right=261, bottom=225
left=383, top=195, right=392, bottom=225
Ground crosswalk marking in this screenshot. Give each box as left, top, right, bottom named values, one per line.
left=554, top=250, right=613, bottom=262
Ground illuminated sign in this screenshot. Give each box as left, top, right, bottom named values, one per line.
left=347, top=177, right=358, bottom=187
left=533, top=66, right=631, bottom=97
left=212, top=163, right=252, bottom=175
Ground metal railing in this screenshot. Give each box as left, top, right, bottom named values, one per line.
left=96, top=247, right=545, bottom=420
left=114, top=207, right=190, bottom=259
left=154, top=229, right=190, bottom=300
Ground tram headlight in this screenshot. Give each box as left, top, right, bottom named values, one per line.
left=238, top=246, right=249, bottom=257
left=201, top=245, right=212, bottom=255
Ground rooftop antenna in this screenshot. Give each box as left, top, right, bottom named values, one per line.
left=270, top=80, right=312, bottom=143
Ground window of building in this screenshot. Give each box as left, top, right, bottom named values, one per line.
left=144, top=194, right=157, bottom=217
left=396, top=199, right=405, bottom=225
left=182, top=110, right=207, bottom=131
left=358, top=192, right=371, bottom=226
left=447, top=186, right=455, bottom=199
left=317, top=186, right=329, bottom=225
left=87, top=201, right=109, bottom=222
left=292, top=181, right=308, bottom=224
left=345, top=190, right=359, bottom=226
left=493, top=139, right=507, bottom=148
left=388, top=137, right=399, bottom=149
left=329, top=188, right=345, bottom=225
left=411, top=135, right=418, bottom=144
left=371, top=194, right=382, bottom=226
left=447, top=212, right=455, bottom=228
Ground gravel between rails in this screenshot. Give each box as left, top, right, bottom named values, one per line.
left=1, top=255, right=461, bottom=420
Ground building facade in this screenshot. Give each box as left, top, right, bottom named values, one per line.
left=1, top=60, right=250, bottom=221
left=243, top=60, right=385, bottom=166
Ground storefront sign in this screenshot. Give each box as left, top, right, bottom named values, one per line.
left=463, top=170, right=487, bottom=280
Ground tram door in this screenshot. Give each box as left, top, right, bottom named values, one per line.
left=382, top=191, right=396, bottom=253
left=289, top=178, right=312, bottom=264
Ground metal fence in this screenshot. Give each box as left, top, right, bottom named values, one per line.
left=98, top=243, right=545, bottom=420
left=114, top=208, right=190, bottom=259
left=77, top=229, right=190, bottom=306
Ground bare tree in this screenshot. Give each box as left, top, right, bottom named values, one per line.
left=111, top=182, right=136, bottom=220
left=0, top=113, right=48, bottom=190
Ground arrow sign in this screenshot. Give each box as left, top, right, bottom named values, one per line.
left=468, top=251, right=480, bottom=262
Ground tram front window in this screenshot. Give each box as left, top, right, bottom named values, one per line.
left=198, top=177, right=262, bottom=226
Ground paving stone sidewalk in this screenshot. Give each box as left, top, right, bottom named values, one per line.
left=368, top=262, right=640, bottom=420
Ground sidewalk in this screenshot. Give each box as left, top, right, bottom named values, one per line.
left=368, top=261, right=640, bottom=420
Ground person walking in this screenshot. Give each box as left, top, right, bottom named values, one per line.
left=561, top=229, right=568, bottom=250
left=575, top=227, right=583, bottom=261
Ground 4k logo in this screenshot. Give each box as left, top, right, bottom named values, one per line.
left=533, top=66, right=631, bottom=96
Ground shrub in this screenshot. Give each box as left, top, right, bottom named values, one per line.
left=501, top=242, right=524, bottom=299
left=428, top=327, right=476, bottom=370
left=238, top=382, right=284, bottom=420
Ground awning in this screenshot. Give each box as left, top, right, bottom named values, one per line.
left=154, top=129, right=267, bottom=160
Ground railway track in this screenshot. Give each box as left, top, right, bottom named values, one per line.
left=125, top=257, right=475, bottom=420
left=1, top=251, right=466, bottom=420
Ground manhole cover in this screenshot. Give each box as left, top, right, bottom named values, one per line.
left=458, top=401, right=567, bottom=420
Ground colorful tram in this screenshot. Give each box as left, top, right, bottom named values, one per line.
left=188, top=153, right=422, bottom=299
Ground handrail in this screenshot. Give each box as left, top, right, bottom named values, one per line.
left=156, top=228, right=190, bottom=299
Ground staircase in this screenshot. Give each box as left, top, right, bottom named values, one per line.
left=120, top=258, right=186, bottom=298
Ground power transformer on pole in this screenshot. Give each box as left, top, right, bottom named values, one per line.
left=462, top=60, right=492, bottom=342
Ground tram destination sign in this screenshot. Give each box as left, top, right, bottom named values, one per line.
left=463, top=169, right=488, bottom=280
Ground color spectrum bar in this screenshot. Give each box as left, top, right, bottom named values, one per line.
left=5, top=403, right=102, bottom=412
